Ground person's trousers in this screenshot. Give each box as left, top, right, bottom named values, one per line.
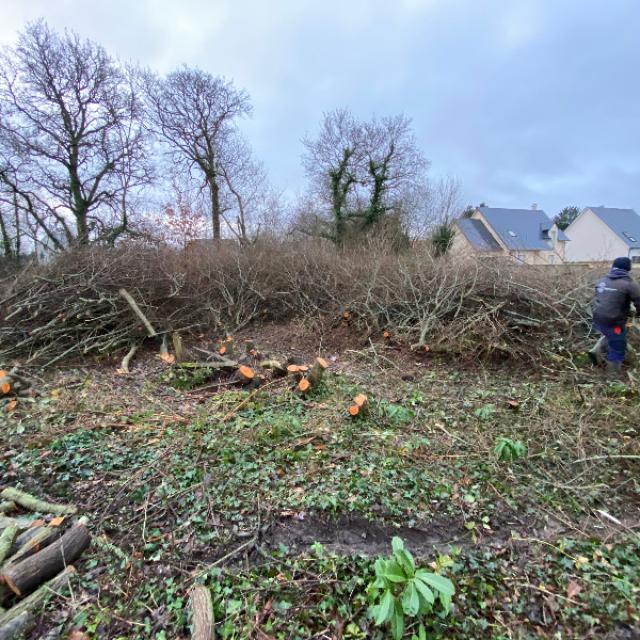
left=593, top=322, right=626, bottom=363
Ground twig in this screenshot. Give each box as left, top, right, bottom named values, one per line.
left=572, top=455, right=640, bottom=464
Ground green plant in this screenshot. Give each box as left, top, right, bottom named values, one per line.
left=474, top=403, right=496, bottom=421
left=494, top=437, right=527, bottom=461
left=368, top=537, right=455, bottom=639
left=431, top=222, right=455, bottom=257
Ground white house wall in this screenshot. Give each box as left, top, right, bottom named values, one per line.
left=565, top=209, right=629, bottom=262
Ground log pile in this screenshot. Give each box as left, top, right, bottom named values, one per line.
left=0, top=488, right=91, bottom=639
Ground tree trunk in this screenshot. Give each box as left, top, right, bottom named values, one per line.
left=210, top=177, right=221, bottom=240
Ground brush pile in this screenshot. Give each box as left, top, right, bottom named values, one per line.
left=0, top=243, right=596, bottom=368
left=0, top=488, right=91, bottom=639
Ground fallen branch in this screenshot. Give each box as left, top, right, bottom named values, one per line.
left=0, top=488, right=77, bottom=516
left=572, top=454, right=640, bottom=464
left=120, top=343, right=140, bottom=374
left=190, top=585, right=214, bottom=640
left=119, top=288, right=157, bottom=337
left=0, top=528, right=17, bottom=565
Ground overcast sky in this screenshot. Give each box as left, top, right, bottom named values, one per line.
left=2, top=0, right=639, bottom=217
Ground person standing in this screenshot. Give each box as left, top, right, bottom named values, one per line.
left=589, top=257, right=640, bottom=379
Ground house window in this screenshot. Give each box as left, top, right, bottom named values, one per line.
left=548, top=254, right=555, bottom=265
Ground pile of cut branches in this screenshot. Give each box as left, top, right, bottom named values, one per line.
left=0, top=243, right=597, bottom=367
left=0, top=488, right=91, bottom=639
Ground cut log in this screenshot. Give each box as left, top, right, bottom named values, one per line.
left=0, top=503, right=15, bottom=515
left=218, top=336, right=234, bottom=357
left=0, top=517, right=33, bottom=532
left=0, top=527, right=17, bottom=565
left=298, top=378, right=311, bottom=394
left=0, top=566, right=75, bottom=629
left=287, top=364, right=301, bottom=375
left=354, top=394, right=368, bottom=408
left=4, top=526, right=59, bottom=566
left=1, top=522, right=90, bottom=597
left=172, top=332, right=184, bottom=362
left=259, top=360, right=287, bottom=376
left=237, top=365, right=255, bottom=385
left=308, top=357, right=329, bottom=387
left=190, top=585, right=214, bottom=640
left=349, top=394, right=368, bottom=418
left=0, top=611, right=34, bottom=640
left=0, top=488, right=77, bottom=516
left=0, top=377, right=10, bottom=396
left=9, top=527, right=47, bottom=557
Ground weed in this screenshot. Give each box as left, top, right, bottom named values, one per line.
left=368, top=537, right=454, bottom=639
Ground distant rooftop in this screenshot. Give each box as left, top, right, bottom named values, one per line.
left=586, top=207, right=640, bottom=247
left=456, top=218, right=502, bottom=252
left=477, top=207, right=568, bottom=251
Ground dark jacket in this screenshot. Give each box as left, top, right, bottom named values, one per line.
left=592, top=267, right=640, bottom=326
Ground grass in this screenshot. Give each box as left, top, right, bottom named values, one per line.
left=1, top=347, right=639, bottom=639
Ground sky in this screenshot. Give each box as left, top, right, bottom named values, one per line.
left=1, top=0, right=639, bottom=218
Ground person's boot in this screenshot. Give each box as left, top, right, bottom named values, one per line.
left=588, top=336, right=607, bottom=366
left=606, top=360, right=625, bottom=381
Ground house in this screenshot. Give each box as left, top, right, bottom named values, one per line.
left=451, top=206, right=569, bottom=264
left=564, top=207, right=640, bottom=263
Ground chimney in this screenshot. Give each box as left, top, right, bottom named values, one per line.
left=531, top=203, right=538, bottom=211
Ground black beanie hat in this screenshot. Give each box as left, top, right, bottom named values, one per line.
left=613, top=256, right=632, bottom=271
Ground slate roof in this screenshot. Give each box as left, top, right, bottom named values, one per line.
left=587, top=207, right=640, bottom=247
left=477, top=207, right=568, bottom=251
left=456, top=218, right=502, bottom=252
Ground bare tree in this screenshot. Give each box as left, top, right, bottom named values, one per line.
left=301, top=108, right=429, bottom=245
left=216, top=134, right=282, bottom=244
left=144, top=67, right=251, bottom=240
left=0, top=20, right=150, bottom=249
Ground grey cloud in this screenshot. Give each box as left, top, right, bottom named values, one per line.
left=1, top=0, right=639, bottom=217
